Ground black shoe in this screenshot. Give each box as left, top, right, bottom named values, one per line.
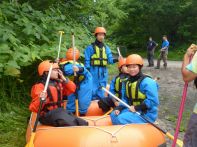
left=80, top=113, right=86, bottom=117
left=155, top=67, right=160, bottom=69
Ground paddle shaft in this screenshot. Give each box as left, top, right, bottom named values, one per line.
left=72, top=33, right=77, bottom=76
left=101, top=87, right=183, bottom=146
left=57, top=31, right=64, bottom=60
left=117, top=47, right=122, bottom=57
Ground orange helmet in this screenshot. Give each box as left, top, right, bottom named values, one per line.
left=38, top=60, right=59, bottom=76
left=126, top=54, right=144, bottom=66
left=94, top=27, right=106, bottom=35
left=118, top=58, right=126, bottom=68
left=66, top=48, right=80, bottom=60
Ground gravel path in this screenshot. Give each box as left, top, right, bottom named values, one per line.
left=142, top=59, right=196, bottom=146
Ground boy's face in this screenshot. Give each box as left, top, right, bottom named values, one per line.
left=127, top=64, right=140, bottom=76
left=50, top=68, right=59, bottom=80
left=121, top=65, right=128, bottom=74
left=96, top=33, right=105, bottom=42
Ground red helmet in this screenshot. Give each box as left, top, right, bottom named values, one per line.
left=126, top=54, right=144, bottom=66
left=94, top=27, right=106, bottom=35
left=38, top=60, right=59, bottom=76
left=66, top=48, right=80, bottom=60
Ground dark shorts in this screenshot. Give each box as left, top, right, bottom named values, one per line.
left=184, top=113, right=197, bottom=147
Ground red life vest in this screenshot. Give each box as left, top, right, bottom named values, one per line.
left=29, top=80, right=76, bottom=114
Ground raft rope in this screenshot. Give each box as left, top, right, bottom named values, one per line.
left=29, top=113, right=151, bottom=143
left=83, top=115, right=109, bottom=126
left=35, top=124, right=129, bottom=142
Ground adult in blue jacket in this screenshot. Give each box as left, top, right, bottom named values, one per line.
left=155, top=35, right=170, bottom=69
left=110, top=54, right=159, bottom=124
left=84, top=27, right=118, bottom=100
left=60, top=48, right=92, bottom=116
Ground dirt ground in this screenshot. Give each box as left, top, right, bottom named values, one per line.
left=143, top=60, right=197, bottom=146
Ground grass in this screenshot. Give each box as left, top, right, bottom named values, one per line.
left=0, top=104, right=29, bottom=147
left=0, top=76, right=31, bottom=147
left=108, top=63, right=119, bottom=82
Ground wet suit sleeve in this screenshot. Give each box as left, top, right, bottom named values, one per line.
left=29, top=83, right=45, bottom=113
left=105, top=45, right=115, bottom=64
left=139, top=77, right=159, bottom=110
left=84, top=45, right=94, bottom=69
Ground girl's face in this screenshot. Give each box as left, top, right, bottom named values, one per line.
left=127, top=64, right=140, bottom=76
left=50, top=68, right=59, bottom=80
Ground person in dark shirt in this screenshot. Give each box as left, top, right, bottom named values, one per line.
left=147, top=37, right=158, bottom=67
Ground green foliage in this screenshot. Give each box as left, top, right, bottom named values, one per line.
left=113, top=0, right=197, bottom=53
left=0, top=1, right=125, bottom=77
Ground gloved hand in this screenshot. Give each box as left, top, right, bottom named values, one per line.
left=73, top=65, right=79, bottom=72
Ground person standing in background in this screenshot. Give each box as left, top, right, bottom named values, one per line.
left=155, top=35, right=169, bottom=69
left=147, top=37, right=158, bottom=67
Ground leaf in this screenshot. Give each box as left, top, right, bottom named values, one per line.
left=6, top=60, right=20, bottom=69
left=0, top=44, right=11, bottom=54
left=4, top=66, right=20, bottom=77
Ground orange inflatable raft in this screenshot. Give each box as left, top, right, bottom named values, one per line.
left=26, top=100, right=166, bottom=147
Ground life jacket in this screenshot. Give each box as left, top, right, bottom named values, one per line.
left=40, top=80, right=65, bottom=114
left=59, top=60, right=85, bottom=83
left=126, top=75, right=151, bottom=106
left=114, top=73, right=129, bottom=98
left=90, top=43, right=108, bottom=66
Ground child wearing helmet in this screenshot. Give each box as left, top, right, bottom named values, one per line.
left=29, top=60, right=88, bottom=126
left=60, top=48, right=92, bottom=116
left=98, top=57, right=130, bottom=113
left=84, top=27, right=118, bottom=100
left=110, top=54, right=159, bottom=124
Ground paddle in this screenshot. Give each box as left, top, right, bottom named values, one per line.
left=56, top=31, right=64, bottom=62
left=25, top=65, right=53, bottom=147
left=101, top=87, right=183, bottom=147
left=117, top=46, right=122, bottom=57
left=71, top=32, right=79, bottom=116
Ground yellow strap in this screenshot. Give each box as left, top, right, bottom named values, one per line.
left=166, top=132, right=183, bottom=147
left=25, top=132, right=35, bottom=147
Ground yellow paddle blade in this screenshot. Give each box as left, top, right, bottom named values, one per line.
left=75, top=99, right=79, bottom=117
left=166, top=132, right=183, bottom=147
left=58, top=31, right=64, bottom=34
left=25, top=132, right=35, bottom=147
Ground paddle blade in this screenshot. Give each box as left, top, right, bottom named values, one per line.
left=25, top=132, right=35, bottom=147
left=166, top=132, right=183, bottom=147
left=75, top=99, right=79, bottom=116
